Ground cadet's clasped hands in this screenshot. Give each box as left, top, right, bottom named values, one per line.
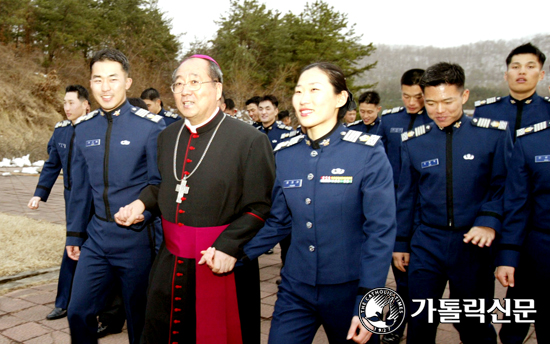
left=114, top=201, right=236, bottom=274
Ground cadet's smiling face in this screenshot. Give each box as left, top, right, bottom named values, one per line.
left=173, top=58, right=222, bottom=125
left=258, top=100, right=278, bottom=126
left=424, top=84, right=469, bottom=128
left=293, top=67, right=347, bottom=134
left=401, top=85, right=424, bottom=114
left=90, top=60, right=132, bottom=112
left=505, top=53, right=545, bottom=99
left=359, top=103, right=381, bottom=125
left=246, top=103, right=260, bottom=122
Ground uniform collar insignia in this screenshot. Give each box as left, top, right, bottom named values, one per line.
left=320, top=138, right=330, bottom=146
left=113, top=110, right=121, bottom=117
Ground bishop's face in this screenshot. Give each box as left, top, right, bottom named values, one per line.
left=173, top=58, right=222, bottom=125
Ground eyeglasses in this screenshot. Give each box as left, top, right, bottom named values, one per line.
left=170, top=80, right=218, bottom=93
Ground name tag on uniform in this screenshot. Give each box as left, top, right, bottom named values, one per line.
left=58, top=143, right=67, bottom=149
left=320, top=176, right=353, bottom=184
left=283, top=179, right=302, bottom=188
left=535, top=155, right=550, bottom=163
left=390, top=128, right=403, bottom=133
left=86, top=139, right=101, bottom=147
left=421, top=159, right=439, bottom=168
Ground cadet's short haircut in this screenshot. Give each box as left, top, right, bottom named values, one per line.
left=401, top=69, right=425, bottom=86
left=261, top=95, right=279, bottom=108
left=140, top=88, right=160, bottom=101
left=245, top=96, right=262, bottom=106
left=419, top=62, right=465, bottom=92
left=128, top=97, right=148, bottom=110
left=506, top=42, right=546, bottom=68
left=90, top=48, right=130, bottom=74
left=278, top=110, right=290, bottom=121
left=300, top=62, right=354, bottom=120
left=65, top=85, right=90, bottom=103
left=225, top=98, right=235, bottom=110
left=358, top=91, right=380, bottom=106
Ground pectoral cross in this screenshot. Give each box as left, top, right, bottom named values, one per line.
left=175, top=179, right=189, bottom=203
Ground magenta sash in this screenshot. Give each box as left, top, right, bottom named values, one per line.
left=162, top=217, right=243, bottom=344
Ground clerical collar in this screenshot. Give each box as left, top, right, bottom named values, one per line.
left=308, top=121, right=340, bottom=149
left=184, top=107, right=219, bottom=134
left=509, top=92, right=536, bottom=105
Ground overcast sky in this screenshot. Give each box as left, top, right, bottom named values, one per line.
left=157, top=0, right=550, bottom=52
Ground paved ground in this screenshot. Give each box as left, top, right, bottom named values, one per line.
left=0, top=170, right=538, bottom=343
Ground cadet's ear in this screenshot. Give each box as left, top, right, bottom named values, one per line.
left=336, top=91, right=348, bottom=109
left=461, top=89, right=470, bottom=105
left=125, top=77, right=133, bottom=91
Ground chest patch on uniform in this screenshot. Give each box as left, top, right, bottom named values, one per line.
left=463, top=154, right=474, bottom=160
left=390, top=128, right=403, bottom=133
left=320, top=176, right=353, bottom=184
left=86, top=139, right=101, bottom=147
left=58, top=143, right=67, bottom=149
left=421, top=159, right=439, bottom=168
left=121, top=140, right=130, bottom=145
left=331, top=168, right=345, bottom=174
left=283, top=179, right=302, bottom=188
left=535, top=155, right=550, bottom=163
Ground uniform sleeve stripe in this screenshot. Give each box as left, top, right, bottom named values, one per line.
left=67, top=231, right=88, bottom=238
left=395, top=236, right=410, bottom=242
left=499, top=244, right=521, bottom=252
left=477, top=211, right=503, bottom=222
left=36, top=185, right=52, bottom=192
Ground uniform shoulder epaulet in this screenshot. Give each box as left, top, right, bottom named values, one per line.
left=55, top=120, right=71, bottom=128
left=74, top=110, right=99, bottom=125
left=273, top=135, right=305, bottom=152
left=280, top=129, right=302, bottom=140
left=516, top=120, right=550, bottom=138
left=340, top=129, right=380, bottom=147
left=471, top=117, right=508, bottom=131
left=474, top=96, right=502, bottom=107
left=132, top=107, right=163, bottom=123
left=382, top=107, right=404, bottom=115
left=164, top=111, right=178, bottom=119
left=276, top=121, right=293, bottom=131
left=401, top=124, right=432, bottom=142
left=346, top=119, right=362, bottom=127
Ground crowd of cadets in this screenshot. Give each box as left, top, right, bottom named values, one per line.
left=29, top=42, right=550, bottom=344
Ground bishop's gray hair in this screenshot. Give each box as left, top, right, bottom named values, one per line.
left=172, top=58, right=223, bottom=84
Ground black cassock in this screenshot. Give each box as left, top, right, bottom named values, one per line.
left=139, top=111, right=275, bottom=344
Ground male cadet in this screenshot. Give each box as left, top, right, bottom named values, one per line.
left=474, top=43, right=550, bottom=142
left=496, top=118, right=550, bottom=343
left=343, top=107, right=357, bottom=124
left=28, top=85, right=90, bottom=321
left=65, top=48, right=165, bottom=344
left=258, top=95, right=297, bottom=149
left=140, top=87, right=181, bottom=126
left=246, top=96, right=262, bottom=128
left=394, top=62, right=511, bottom=344
left=278, top=109, right=292, bottom=126
left=376, top=69, right=430, bottom=344
left=472, top=43, right=550, bottom=344
left=224, top=98, right=238, bottom=116
left=346, top=91, right=382, bottom=133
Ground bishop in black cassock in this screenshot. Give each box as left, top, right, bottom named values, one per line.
left=115, top=55, right=275, bottom=344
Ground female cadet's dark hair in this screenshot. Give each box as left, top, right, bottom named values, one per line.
left=90, top=48, right=130, bottom=74
left=419, top=62, right=465, bottom=92
left=65, top=85, right=90, bottom=103
left=300, top=62, right=355, bottom=120
left=506, top=42, right=546, bottom=68
left=400, top=69, right=425, bottom=86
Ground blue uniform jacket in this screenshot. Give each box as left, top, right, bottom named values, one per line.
left=34, top=120, right=75, bottom=203
left=497, top=121, right=550, bottom=267
left=66, top=101, right=165, bottom=246
left=473, top=93, right=550, bottom=141
left=244, top=124, right=396, bottom=311
left=159, top=107, right=181, bottom=127
left=345, top=117, right=380, bottom=134
left=258, top=121, right=298, bottom=149
left=395, top=115, right=512, bottom=253
left=377, top=107, right=432, bottom=185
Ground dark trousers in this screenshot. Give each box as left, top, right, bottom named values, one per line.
left=389, top=263, right=409, bottom=337
left=67, top=227, right=152, bottom=344
left=269, top=273, right=379, bottom=344
left=54, top=249, right=77, bottom=309
left=407, top=224, right=496, bottom=344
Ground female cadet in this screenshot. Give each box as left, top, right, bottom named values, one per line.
left=242, top=62, right=397, bottom=344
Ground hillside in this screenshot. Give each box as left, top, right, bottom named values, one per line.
left=357, top=34, right=550, bottom=109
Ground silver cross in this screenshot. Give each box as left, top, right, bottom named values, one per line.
left=175, top=179, right=189, bottom=203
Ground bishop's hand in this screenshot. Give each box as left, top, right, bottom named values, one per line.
left=199, top=247, right=237, bottom=274
left=114, top=199, right=146, bottom=226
